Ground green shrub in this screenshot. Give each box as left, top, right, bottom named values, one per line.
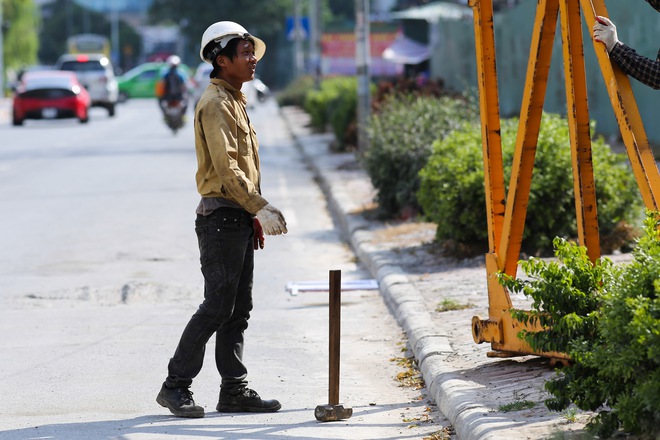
left=499, top=237, right=609, bottom=355
left=328, top=84, right=357, bottom=150
left=303, top=84, right=330, bottom=131
left=417, top=113, right=642, bottom=256
left=363, top=93, right=477, bottom=218
left=498, top=213, right=660, bottom=438
left=302, top=76, right=362, bottom=151
left=276, top=75, right=316, bottom=108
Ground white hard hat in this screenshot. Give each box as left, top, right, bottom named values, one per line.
left=199, top=21, right=266, bottom=63
left=166, top=55, right=181, bottom=66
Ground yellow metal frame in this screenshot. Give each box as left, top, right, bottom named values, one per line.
left=469, top=0, right=660, bottom=358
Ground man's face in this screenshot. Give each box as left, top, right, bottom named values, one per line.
left=220, top=40, right=257, bottom=86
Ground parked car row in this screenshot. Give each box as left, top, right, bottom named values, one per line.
left=11, top=53, right=119, bottom=126
left=10, top=56, right=271, bottom=127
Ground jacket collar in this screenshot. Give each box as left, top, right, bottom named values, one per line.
left=210, top=78, right=246, bottom=104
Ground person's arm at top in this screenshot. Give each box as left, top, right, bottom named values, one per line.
left=594, top=16, right=660, bottom=89
left=609, top=44, right=660, bottom=90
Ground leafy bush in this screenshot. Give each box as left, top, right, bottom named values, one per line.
left=418, top=113, right=642, bottom=256
left=498, top=213, right=660, bottom=438
left=363, top=93, right=478, bottom=218
left=500, top=237, right=609, bottom=354
left=276, top=75, right=316, bottom=107
left=328, top=83, right=357, bottom=151
left=302, top=76, right=363, bottom=151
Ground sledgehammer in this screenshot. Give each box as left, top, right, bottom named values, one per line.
left=314, top=270, right=353, bottom=422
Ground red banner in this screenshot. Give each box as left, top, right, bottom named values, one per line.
left=321, top=31, right=400, bottom=76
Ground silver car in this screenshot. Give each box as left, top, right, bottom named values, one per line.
left=56, top=54, right=119, bottom=117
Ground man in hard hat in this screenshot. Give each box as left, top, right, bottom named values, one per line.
left=593, top=0, right=659, bottom=89
left=156, top=21, right=287, bottom=419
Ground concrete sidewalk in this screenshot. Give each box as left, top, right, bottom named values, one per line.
left=279, top=106, right=595, bottom=440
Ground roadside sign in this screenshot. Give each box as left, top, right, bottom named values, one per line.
left=286, top=16, right=310, bottom=41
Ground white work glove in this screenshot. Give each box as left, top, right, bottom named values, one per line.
left=255, top=203, right=288, bottom=236
left=593, top=16, right=619, bottom=52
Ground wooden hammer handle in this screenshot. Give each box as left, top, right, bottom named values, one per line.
left=329, top=270, right=341, bottom=405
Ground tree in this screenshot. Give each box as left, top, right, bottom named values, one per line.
left=149, top=0, right=293, bottom=48
left=38, top=0, right=142, bottom=71
left=148, top=0, right=353, bottom=88
left=3, top=0, right=39, bottom=71
left=327, top=0, right=354, bottom=24
left=148, top=0, right=295, bottom=87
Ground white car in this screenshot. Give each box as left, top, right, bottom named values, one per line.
left=192, top=62, right=259, bottom=110
left=56, top=53, right=118, bottom=117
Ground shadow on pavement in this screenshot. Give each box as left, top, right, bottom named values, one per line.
left=1, top=403, right=434, bottom=440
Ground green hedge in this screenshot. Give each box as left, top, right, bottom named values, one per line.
left=418, top=114, right=643, bottom=256
left=363, top=93, right=478, bottom=218
left=303, top=76, right=363, bottom=151
left=499, top=213, right=660, bottom=438
left=276, top=75, right=316, bottom=108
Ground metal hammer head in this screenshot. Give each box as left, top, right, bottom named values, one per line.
left=314, top=404, right=353, bottom=422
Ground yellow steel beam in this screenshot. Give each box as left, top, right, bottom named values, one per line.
left=559, top=0, right=601, bottom=262
left=498, top=0, right=559, bottom=277
left=470, top=0, right=506, bottom=255
left=470, top=0, right=566, bottom=357
left=470, top=0, right=512, bottom=318
left=580, top=0, right=660, bottom=211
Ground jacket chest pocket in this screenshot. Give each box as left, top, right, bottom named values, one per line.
left=237, top=121, right=253, bottom=156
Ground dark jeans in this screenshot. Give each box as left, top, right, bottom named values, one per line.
left=165, top=208, right=254, bottom=393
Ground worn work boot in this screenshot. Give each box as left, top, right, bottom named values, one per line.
left=216, top=387, right=281, bottom=413
left=156, top=383, right=205, bottom=418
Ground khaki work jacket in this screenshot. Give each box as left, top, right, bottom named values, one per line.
left=194, top=78, right=268, bottom=214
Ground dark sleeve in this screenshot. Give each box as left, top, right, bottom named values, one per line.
left=609, top=43, right=660, bottom=90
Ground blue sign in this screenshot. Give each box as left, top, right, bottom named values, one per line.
left=286, top=16, right=310, bottom=41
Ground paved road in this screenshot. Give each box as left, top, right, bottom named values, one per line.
left=0, top=99, right=452, bottom=439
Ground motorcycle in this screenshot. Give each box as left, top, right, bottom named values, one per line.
left=160, top=99, right=187, bottom=134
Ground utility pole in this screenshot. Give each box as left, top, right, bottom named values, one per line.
left=111, top=4, right=120, bottom=68
left=293, top=0, right=304, bottom=78
left=310, top=0, right=322, bottom=88
left=355, top=0, right=371, bottom=154
left=66, top=0, right=73, bottom=38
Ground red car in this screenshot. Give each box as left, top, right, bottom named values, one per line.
left=12, top=71, right=91, bottom=126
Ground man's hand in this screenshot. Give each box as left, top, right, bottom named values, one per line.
left=593, top=16, right=619, bottom=52
left=253, top=218, right=265, bottom=250
left=255, top=204, right=288, bottom=236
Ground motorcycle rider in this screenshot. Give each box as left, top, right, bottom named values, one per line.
left=159, top=55, right=188, bottom=117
